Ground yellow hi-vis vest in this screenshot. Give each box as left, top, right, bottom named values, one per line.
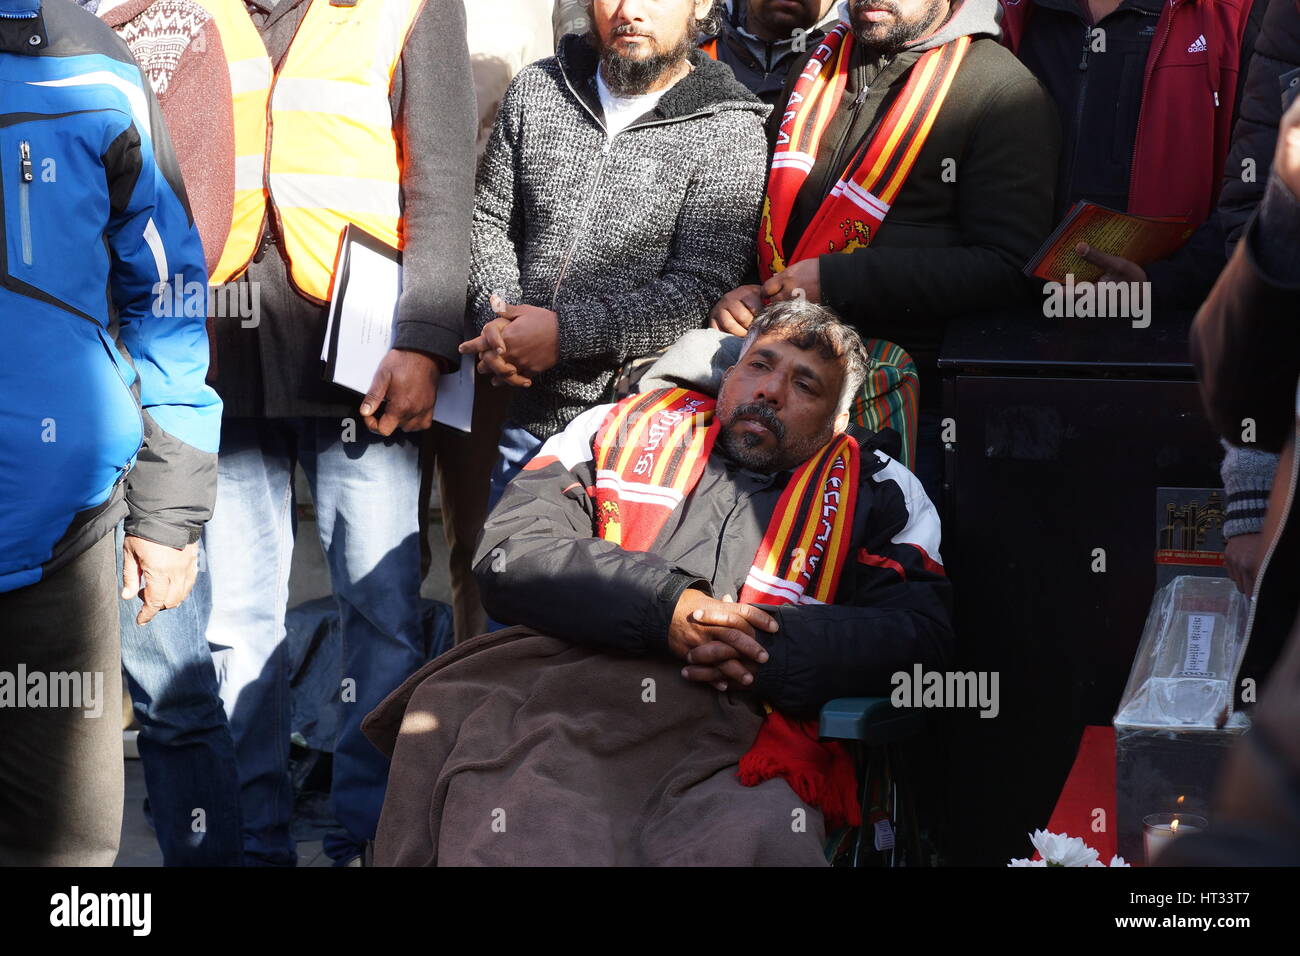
left=192, top=0, right=272, bottom=285
left=267, top=0, right=426, bottom=303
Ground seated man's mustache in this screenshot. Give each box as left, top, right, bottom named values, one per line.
left=728, top=403, right=786, bottom=441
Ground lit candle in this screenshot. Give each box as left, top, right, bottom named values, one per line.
left=1143, top=812, right=1207, bottom=865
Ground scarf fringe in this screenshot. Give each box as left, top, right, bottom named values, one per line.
left=738, top=742, right=862, bottom=831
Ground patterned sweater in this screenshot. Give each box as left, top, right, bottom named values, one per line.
left=469, top=32, right=771, bottom=439
left=81, top=0, right=234, bottom=275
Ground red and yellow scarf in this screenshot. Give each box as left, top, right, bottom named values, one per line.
left=759, top=20, right=970, bottom=280
left=593, top=388, right=864, bottom=829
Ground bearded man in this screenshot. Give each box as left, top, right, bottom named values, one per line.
left=461, top=0, right=771, bottom=511
left=366, top=300, right=952, bottom=866
left=712, top=0, right=1060, bottom=502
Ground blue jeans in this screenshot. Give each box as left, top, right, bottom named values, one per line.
left=206, top=418, right=426, bottom=865
left=116, top=523, right=244, bottom=866
left=486, top=421, right=545, bottom=515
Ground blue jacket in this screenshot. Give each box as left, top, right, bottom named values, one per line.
left=0, top=0, right=220, bottom=592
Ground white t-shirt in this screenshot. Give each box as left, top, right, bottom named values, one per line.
left=596, top=68, right=671, bottom=137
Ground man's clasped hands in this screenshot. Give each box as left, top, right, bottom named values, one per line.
left=669, top=589, right=777, bottom=694
left=459, top=293, right=561, bottom=386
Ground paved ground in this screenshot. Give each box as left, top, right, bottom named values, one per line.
left=115, top=466, right=453, bottom=867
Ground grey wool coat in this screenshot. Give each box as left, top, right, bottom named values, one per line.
left=468, top=32, right=772, bottom=440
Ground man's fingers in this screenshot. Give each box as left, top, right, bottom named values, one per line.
left=713, top=626, right=769, bottom=664
left=480, top=349, right=531, bottom=387
left=375, top=406, right=402, bottom=437
left=459, top=333, right=489, bottom=356
left=717, top=659, right=756, bottom=686
left=484, top=321, right=510, bottom=356
left=121, top=546, right=140, bottom=601
left=690, top=606, right=755, bottom=637
left=686, top=641, right=743, bottom=665
left=135, top=571, right=168, bottom=625
left=710, top=309, right=750, bottom=337
left=680, top=664, right=724, bottom=684
left=359, top=368, right=391, bottom=419
left=1075, top=242, right=1126, bottom=276
left=734, top=602, right=779, bottom=634
left=760, top=274, right=785, bottom=299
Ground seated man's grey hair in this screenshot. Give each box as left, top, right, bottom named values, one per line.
left=738, top=299, right=869, bottom=420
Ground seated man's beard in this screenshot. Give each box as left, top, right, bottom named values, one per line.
left=851, top=0, right=949, bottom=57
left=598, top=22, right=696, bottom=96
left=719, top=402, right=831, bottom=474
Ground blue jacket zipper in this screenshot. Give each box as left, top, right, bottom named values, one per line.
left=18, top=140, right=33, bottom=266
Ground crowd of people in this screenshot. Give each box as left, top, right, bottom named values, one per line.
left=0, top=0, right=1296, bottom=866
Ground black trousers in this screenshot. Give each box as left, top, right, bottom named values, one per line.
left=0, top=532, right=122, bottom=865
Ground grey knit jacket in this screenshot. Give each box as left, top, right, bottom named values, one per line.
left=468, top=32, right=771, bottom=439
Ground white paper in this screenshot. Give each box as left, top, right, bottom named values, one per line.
left=326, top=232, right=475, bottom=432
left=329, top=241, right=402, bottom=395
left=1182, top=614, right=1215, bottom=678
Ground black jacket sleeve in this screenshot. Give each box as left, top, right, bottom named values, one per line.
left=472, top=402, right=704, bottom=654
left=1218, top=0, right=1298, bottom=253
left=1191, top=174, right=1300, bottom=453
left=751, top=456, right=955, bottom=719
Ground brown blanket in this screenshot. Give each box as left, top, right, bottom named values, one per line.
left=362, top=627, right=829, bottom=866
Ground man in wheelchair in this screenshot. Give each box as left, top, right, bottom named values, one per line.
left=364, top=299, right=953, bottom=866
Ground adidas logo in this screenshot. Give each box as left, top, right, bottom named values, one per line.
left=1187, top=34, right=1207, bottom=53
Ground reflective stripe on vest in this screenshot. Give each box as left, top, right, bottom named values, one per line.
left=192, top=0, right=271, bottom=285
left=268, top=0, right=425, bottom=303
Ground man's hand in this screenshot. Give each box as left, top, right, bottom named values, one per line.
left=1225, top=532, right=1264, bottom=595
left=121, top=536, right=199, bottom=626
left=1274, top=93, right=1300, bottom=199
left=1074, top=242, right=1147, bottom=283
left=709, top=284, right=764, bottom=336
left=761, top=258, right=822, bottom=304
left=669, top=588, right=776, bottom=692
left=360, top=348, right=441, bottom=436
left=495, top=303, right=560, bottom=375
left=462, top=317, right=533, bottom=387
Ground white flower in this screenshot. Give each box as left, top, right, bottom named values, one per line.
left=1107, top=855, right=1130, bottom=868
left=1007, top=857, right=1048, bottom=867
left=1028, top=829, right=1100, bottom=867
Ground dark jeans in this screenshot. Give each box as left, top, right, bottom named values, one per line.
left=0, top=532, right=122, bottom=865
left=116, top=524, right=244, bottom=866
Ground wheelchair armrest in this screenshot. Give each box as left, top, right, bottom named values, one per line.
left=819, top=697, right=925, bottom=746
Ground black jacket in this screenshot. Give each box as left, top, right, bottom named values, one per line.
left=473, top=398, right=955, bottom=718
left=703, top=1, right=840, bottom=104
left=1191, top=174, right=1300, bottom=707
left=1219, top=0, right=1300, bottom=250
left=769, top=0, right=1060, bottom=411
